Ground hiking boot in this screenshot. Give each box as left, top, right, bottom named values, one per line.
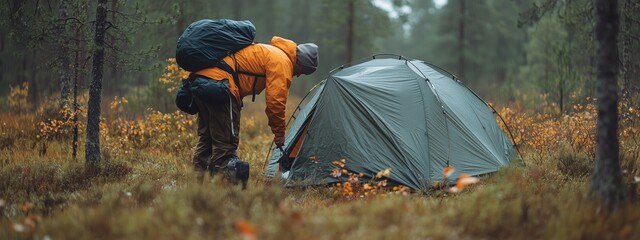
left=195, top=169, right=205, bottom=184
left=227, top=156, right=249, bottom=189
left=209, top=165, right=220, bottom=177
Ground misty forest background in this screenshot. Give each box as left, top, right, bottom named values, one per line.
left=1, top=0, right=639, bottom=113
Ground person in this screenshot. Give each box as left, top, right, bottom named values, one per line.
left=192, top=36, right=319, bottom=182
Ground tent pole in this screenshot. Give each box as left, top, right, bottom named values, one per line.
left=487, top=103, right=526, bottom=166
left=261, top=81, right=326, bottom=178
left=405, top=60, right=452, bottom=168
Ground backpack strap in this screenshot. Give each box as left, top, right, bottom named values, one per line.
left=216, top=60, right=240, bottom=91
left=236, top=70, right=265, bottom=102
left=227, top=54, right=266, bottom=102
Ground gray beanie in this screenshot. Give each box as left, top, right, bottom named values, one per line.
left=295, top=43, right=319, bottom=75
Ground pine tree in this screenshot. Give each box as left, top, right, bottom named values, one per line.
left=86, top=0, right=108, bottom=163
left=589, top=0, right=626, bottom=212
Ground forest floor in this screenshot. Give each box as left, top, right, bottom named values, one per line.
left=1, top=97, right=640, bottom=240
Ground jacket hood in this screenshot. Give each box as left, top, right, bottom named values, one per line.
left=271, top=36, right=297, bottom=64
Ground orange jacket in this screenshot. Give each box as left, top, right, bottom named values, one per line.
left=195, top=36, right=297, bottom=139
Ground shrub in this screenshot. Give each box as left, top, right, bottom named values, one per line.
left=555, top=141, right=594, bottom=178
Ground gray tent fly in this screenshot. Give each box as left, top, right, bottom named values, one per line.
left=264, top=55, right=519, bottom=192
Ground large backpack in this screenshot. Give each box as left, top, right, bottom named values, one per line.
left=175, top=19, right=256, bottom=114
left=176, top=19, right=256, bottom=72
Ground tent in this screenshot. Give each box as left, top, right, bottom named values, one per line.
left=264, top=55, right=517, bottom=191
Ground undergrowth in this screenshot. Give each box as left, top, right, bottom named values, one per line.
left=1, top=62, right=639, bottom=239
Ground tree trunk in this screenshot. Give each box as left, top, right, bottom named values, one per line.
left=620, top=0, right=631, bottom=103
left=73, top=47, right=79, bottom=161
left=109, top=0, right=119, bottom=96
left=346, top=0, right=355, bottom=63
left=28, top=51, right=38, bottom=111
left=177, top=0, right=186, bottom=41
left=559, top=78, right=564, bottom=113
left=86, top=0, right=108, bottom=164
left=58, top=0, right=72, bottom=110
left=457, top=0, right=465, bottom=80
left=73, top=25, right=82, bottom=162
left=0, top=26, right=4, bottom=85
left=589, top=0, right=626, bottom=212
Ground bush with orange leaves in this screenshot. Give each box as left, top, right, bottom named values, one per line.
left=35, top=97, right=86, bottom=155
left=497, top=94, right=640, bottom=175
left=103, top=107, right=196, bottom=155
left=37, top=105, right=84, bottom=142
left=620, top=100, right=640, bottom=154
left=497, top=96, right=599, bottom=162
left=330, top=159, right=410, bottom=200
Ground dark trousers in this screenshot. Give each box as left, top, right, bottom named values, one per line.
left=192, top=96, right=241, bottom=178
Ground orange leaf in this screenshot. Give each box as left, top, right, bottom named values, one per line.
left=450, top=174, right=479, bottom=193
left=234, top=219, right=256, bottom=240
left=20, top=202, right=34, bottom=213
left=24, top=216, right=37, bottom=229
left=443, top=165, right=455, bottom=179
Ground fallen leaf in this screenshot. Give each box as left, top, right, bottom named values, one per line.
left=290, top=211, right=303, bottom=222
left=24, top=216, right=37, bottom=229
left=234, top=219, right=256, bottom=240
left=331, top=160, right=345, bottom=168
left=20, top=202, right=34, bottom=213
left=449, top=174, right=479, bottom=193
left=375, top=168, right=392, bottom=178
left=330, top=168, right=342, bottom=178
left=443, top=165, right=455, bottom=179
left=634, top=176, right=640, bottom=183
left=382, top=168, right=391, bottom=177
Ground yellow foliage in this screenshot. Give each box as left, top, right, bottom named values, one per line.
left=109, top=96, right=128, bottom=114
left=9, top=82, right=31, bottom=113
left=159, top=58, right=190, bottom=93
left=498, top=96, right=599, bottom=161
left=330, top=160, right=409, bottom=200
left=101, top=107, right=197, bottom=155
left=37, top=104, right=86, bottom=141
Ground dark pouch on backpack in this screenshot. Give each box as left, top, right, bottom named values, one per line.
left=189, top=76, right=231, bottom=104
left=175, top=75, right=231, bottom=115
left=175, top=79, right=199, bottom=115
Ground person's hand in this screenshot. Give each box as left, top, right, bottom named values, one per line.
left=274, top=135, right=285, bottom=147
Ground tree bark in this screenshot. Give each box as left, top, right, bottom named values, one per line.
left=109, top=0, right=119, bottom=96
left=28, top=51, right=38, bottom=110
left=346, top=0, right=355, bottom=63
left=73, top=25, right=82, bottom=162
left=457, top=0, right=465, bottom=80
left=0, top=24, right=4, bottom=85
left=620, top=0, right=631, bottom=103
left=589, top=0, right=626, bottom=212
left=58, top=0, right=72, bottom=110
left=86, top=0, right=108, bottom=164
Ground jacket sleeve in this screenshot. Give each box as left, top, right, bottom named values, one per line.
left=264, top=55, right=293, bottom=139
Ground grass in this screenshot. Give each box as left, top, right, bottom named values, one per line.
left=1, top=98, right=640, bottom=240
